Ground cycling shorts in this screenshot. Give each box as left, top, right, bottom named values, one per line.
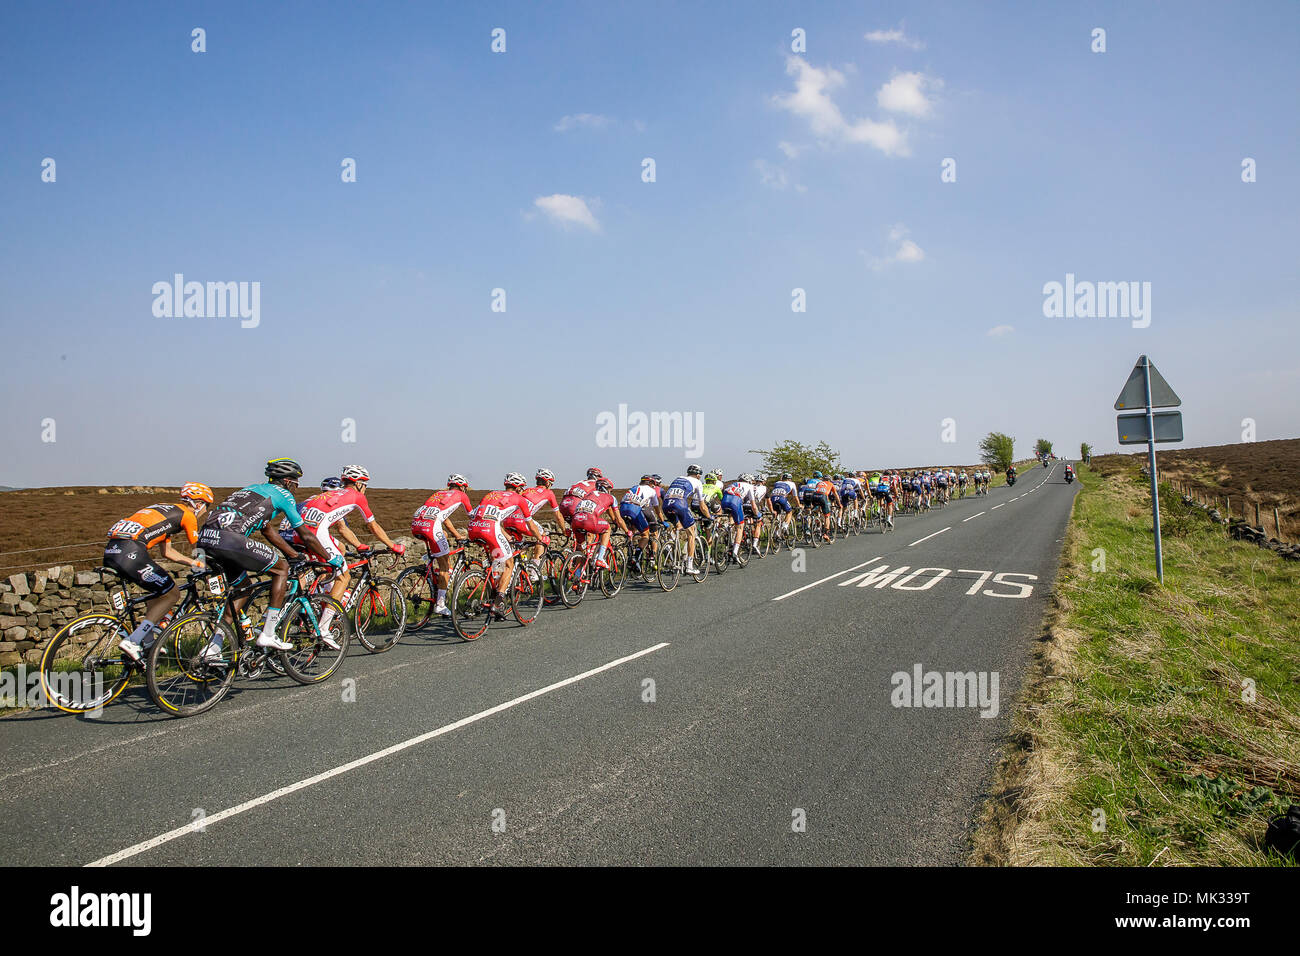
left=770, top=496, right=792, bottom=513
left=619, top=503, right=648, bottom=533
left=573, top=513, right=611, bottom=536
left=468, top=522, right=517, bottom=562
left=197, top=527, right=280, bottom=576
left=720, top=493, right=745, bottom=523
left=663, top=500, right=695, bottom=529
left=415, top=527, right=454, bottom=559
left=102, top=540, right=175, bottom=598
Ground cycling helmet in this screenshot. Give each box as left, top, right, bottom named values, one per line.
left=447, top=474, right=468, bottom=489
left=813, top=471, right=822, bottom=479
left=640, top=474, right=655, bottom=485
left=341, top=464, right=370, bottom=483
left=535, top=467, right=555, bottom=483
left=504, top=473, right=527, bottom=489
left=320, top=476, right=344, bottom=490
left=687, top=465, right=702, bottom=476
left=650, top=474, right=662, bottom=485
left=781, top=472, right=791, bottom=480
left=595, top=478, right=614, bottom=493
left=265, top=458, right=304, bottom=481
left=180, top=482, right=214, bottom=504
left=586, top=466, right=603, bottom=480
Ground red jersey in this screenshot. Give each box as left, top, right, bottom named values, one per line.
left=470, top=490, right=530, bottom=527
left=413, top=489, right=472, bottom=523
left=562, top=480, right=598, bottom=503
left=572, top=491, right=615, bottom=518
left=296, top=488, right=376, bottom=532
left=520, top=486, right=558, bottom=518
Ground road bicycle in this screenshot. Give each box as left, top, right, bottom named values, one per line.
left=309, top=547, right=406, bottom=653
left=38, top=565, right=231, bottom=714
left=769, top=509, right=802, bottom=552
left=449, top=538, right=546, bottom=640
left=395, top=543, right=485, bottom=629
left=146, top=562, right=350, bottom=718
left=655, top=519, right=711, bottom=590
left=558, top=531, right=631, bottom=607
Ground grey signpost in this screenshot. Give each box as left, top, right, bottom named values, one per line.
left=1115, top=355, right=1182, bottom=583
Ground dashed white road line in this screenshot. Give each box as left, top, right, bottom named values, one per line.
left=772, top=557, right=881, bottom=601
left=992, top=503, right=1005, bottom=510
left=86, top=641, right=671, bottom=867
left=908, top=527, right=950, bottom=547
left=962, top=512, right=985, bottom=522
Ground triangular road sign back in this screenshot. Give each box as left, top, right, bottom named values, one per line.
left=1114, top=355, right=1181, bottom=410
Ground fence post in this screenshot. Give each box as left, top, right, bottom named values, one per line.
left=1276, top=507, right=1283, bottom=540
left=1255, top=502, right=1260, bottom=527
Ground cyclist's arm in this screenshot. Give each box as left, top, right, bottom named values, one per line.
left=161, top=538, right=203, bottom=569
left=335, top=521, right=364, bottom=550
left=443, top=516, right=463, bottom=542
left=366, top=518, right=399, bottom=550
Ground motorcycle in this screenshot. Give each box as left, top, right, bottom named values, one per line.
left=1065, top=471, right=1074, bottom=484
left=1007, top=473, right=1017, bottom=487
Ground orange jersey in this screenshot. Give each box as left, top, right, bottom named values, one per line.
left=107, top=503, right=199, bottom=551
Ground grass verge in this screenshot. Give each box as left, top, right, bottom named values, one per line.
left=971, top=457, right=1300, bottom=866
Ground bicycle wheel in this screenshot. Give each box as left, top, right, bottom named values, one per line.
left=355, top=577, right=406, bottom=653
left=146, top=612, right=237, bottom=718
left=599, top=537, right=629, bottom=598
left=559, top=553, right=590, bottom=607
left=450, top=568, right=492, bottom=640
left=39, top=613, right=136, bottom=714
left=510, top=561, right=545, bottom=626
left=656, top=534, right=680, bottom=591
left=731, top=525, right=750, bottom=569
left=710, top=524, right=732, bottom=572
left=279, top=595, right=350, bottom=684
left=688, top=531, right=709, bottom=583
left=541, top=549, right=567, bottom=608
left=395, top=566, right=435, bottom=631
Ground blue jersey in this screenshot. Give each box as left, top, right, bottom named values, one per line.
left=771, top=480, right=797, bottom=499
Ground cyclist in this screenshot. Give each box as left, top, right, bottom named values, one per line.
left=520, top=468, right=570, bottom=569
left=411, top=474, right=474, bottom=617
left=746, top=475, right=769, bottom=553
left=661, top=465, right=713, bottom=575
left=839, top=472, right=862, bottom=528
left=109, top=482, right=214, bottom=662
left=769, top=472, right=801, bottom=541
left=721, top=473, right=759, bottom=561
left=935, top=468, right=949, bottom=504
left=570, top=476, right=629, bottom=571
left=620, top=474, right=665, bottom=570
left=467, top=474, right=550, bottom=619
left=872, top=473, right=895, bottom=528
left=560, top=467, right=603, bottom=526
left=197, top=458, right=338, bottom=656
left=285, top=465, right=404, bottom=640
left=815, top=473, right=840, bottom=540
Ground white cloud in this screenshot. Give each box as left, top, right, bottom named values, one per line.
left=777, top=140, right=805, bottom=159
left=986, top=325, right=1015, bottom=337
left=553, top=113, right=612, bottom=132
left=877, top=71, right=941, bottom=117
left=754, top=159, right=788, bottom=189
left=771, top=57, right=909, bottom=156
left=864, top=28, right=924, bottom=50
left=866, top=224, right=925, bottom=268
left=533, top=194, right=601, bottom=232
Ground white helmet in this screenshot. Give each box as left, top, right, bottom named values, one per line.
left=447, top=474, right=468, bottom=488
left=535, top=467, right=555, bottom=482
left=341, top=464, right=370, bottom=482
left=504, top=473, right=527, bottom=489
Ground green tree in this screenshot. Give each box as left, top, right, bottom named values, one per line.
left=1034, top=438, right=1053, bottom=458
left=747, top=439, right=842, bottom=481
left=1080, top=442, right=1092, bottom=463
left=979, top=432, right=1015, bottom=472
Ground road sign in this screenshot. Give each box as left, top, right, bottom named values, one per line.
left=1117, top=409, right=1184, bottom=444
left=1113, top=355, right=1183, bottom=584
left=1114, top=355, right=1181, bottom=410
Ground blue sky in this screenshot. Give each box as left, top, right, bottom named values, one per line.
left=1, top=1, right=1297, bottom=488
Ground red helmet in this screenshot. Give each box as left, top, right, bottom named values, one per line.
left=586, top=466, right=603, bottom=480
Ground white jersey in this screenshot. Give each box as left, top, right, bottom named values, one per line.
left=723, top=480, right=757, bottom=505
left=621, top=483, right=660, bottom=511
left=772, top=480, right=797, bottom=499
left=664, top=475, right=706, bottom=507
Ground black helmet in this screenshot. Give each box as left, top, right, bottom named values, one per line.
left=687, top=464, right=702, bottom=476
left=781, top=472, right=791, bottom=480
left=265, top=458, right=304, bottom=481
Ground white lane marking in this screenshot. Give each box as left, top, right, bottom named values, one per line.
left=992, top=503, right=1005, bottom=510
left=772, top=557, right=881, bottom=601
left=908, top=527, right=950, bottom=547
left=86, top=642, right=671, bottom=867
left=962, top=512, right=985, bottom=522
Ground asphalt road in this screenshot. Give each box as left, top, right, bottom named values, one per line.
left=1, top=463, right=1078, bottom=866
